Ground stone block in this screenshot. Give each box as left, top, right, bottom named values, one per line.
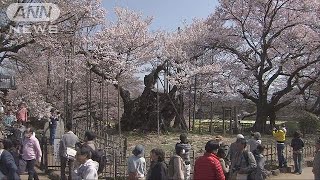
left=271, top=169, right=281, bottom=176
left=279, top=167, right=288, bottom=173
left=306, top=160, right=314, bottom=167
left=286, top=166, right=294, bottom=173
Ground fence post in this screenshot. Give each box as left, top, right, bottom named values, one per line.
left=193, top=150, right=195, bottom=170
left=271, top=143, right=277, bottom=165
left=43, top=136, right=48, bottom=173
left=267, top=144, right=273, bottom=167
left=114, top=149, right=117, bottom=178
left=124, top=137, right=127, bottom=159
left=285, top=144, right=289, bottom=165
left=304, top=146, right=307, bottom=158
left=40, top=135, right=45, bottom=171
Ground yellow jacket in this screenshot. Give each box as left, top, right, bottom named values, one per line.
left=272, top=128, right=286, bottom=142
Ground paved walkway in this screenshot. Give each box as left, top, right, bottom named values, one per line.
left=270, top=167, right=314, bottom=180
left=20, top=167, right=49, bottom=180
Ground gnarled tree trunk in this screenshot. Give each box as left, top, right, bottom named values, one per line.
left=91, top=63, right=187, bottom=131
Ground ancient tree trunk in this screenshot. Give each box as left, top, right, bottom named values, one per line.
left=253, top=98, right=269, bottom=133
left=268, top=110, right=276, bottom=128
left=173, top=93, right=187, bottom=129
left=91, top=63, right=186, bottom=131
left=119, top=65, right=185, bottom=131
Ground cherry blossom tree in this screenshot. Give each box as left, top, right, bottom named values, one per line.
left=299, top=81, right=320, bottom=116
left=201, top=0, right=320, bottom=131
left=85, top=7, right=187, bottom=131
left=3, top=0, right=106, bottom=121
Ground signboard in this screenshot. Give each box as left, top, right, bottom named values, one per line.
left=53, top=138, right=60, bottom=162
left=0, top=75, right=16, bottom=90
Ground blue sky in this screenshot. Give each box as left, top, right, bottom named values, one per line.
left=102, top=0, right=219, bottom=31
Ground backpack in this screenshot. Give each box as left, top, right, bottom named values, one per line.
left=243, top=151, right=257, bottom=180
left=90, top=148, right=106, bottom=174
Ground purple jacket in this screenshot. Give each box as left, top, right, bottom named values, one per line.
left=22, top=135, right=42, bottom=161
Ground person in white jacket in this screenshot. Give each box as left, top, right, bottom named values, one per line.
left=73, top=146, right=99, bottom=180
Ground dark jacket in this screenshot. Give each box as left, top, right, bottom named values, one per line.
left=290, top=137, right=304, bottom=151
left=0, top=149, right=20, bottom=180
left=253, top=150, right=268, bottom=180
left=148, top=161, right=168, bottom=180
left=227, top=142, right=238, bottom=163
left=8, top=148, right=20, bottom=170
left=49, top=116, right=59, bottom=128
left=175, top=142, right=191, bottom=163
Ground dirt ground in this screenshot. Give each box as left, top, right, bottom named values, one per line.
left=124, top=132, right=318, bottom=156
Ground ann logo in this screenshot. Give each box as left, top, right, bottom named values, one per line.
left=6, top=3, right=60, bottom=22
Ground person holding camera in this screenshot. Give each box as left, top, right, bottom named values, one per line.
left=49, top=108, right=59, bottom=146
left=272, top=124, right=287, bottom=168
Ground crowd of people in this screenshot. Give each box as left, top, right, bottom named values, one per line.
left=125, top=132, right=266, bottom=180
left=126, top=124, right=320, bottom=180
left=0, top=102, right=319, bottom=180
left=2, top=101, right=28, bottom=127
left=0, top=120, right=104, bottom=180
left=0, top=101, right=103, bottom=180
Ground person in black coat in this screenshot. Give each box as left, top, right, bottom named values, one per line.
left=148, top=148, right=168, bottom=180
left=3, top=139, right=20, bottom=170
left=0, top=139, right=20, bottom=180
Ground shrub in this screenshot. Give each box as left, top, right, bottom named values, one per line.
left=285, top=121, right=299, bottom=137
left=298, top=111, right=320, bottom=136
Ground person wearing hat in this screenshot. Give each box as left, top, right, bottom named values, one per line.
left=230, top=138, right=257, bottom=180
left=175, top=133, right=191, bottom=180
left=128, top=144, right=146, bottom=180
left=227, top=134, right=244, bottom=166
left=313, top=138, right=320, bottom=179
left=194, top=140, right=225, bottom=180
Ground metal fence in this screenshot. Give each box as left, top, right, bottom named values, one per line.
left=39, top=130, right=127, bottom=179
left=264, top=143, right=316, bottom=169
left=39, top=135, right=316, bottom=179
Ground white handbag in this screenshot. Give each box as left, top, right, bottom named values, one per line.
left=66, top=147, right=77, bottom=160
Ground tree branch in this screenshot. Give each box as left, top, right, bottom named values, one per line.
left=0, top=39, right=35, bottom=53
left=237, top=89, right=259, bottom=104
left=271, top=56, right=320, bottom=104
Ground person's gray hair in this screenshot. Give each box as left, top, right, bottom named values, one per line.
left=254, top=132, right=261, bottom=140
